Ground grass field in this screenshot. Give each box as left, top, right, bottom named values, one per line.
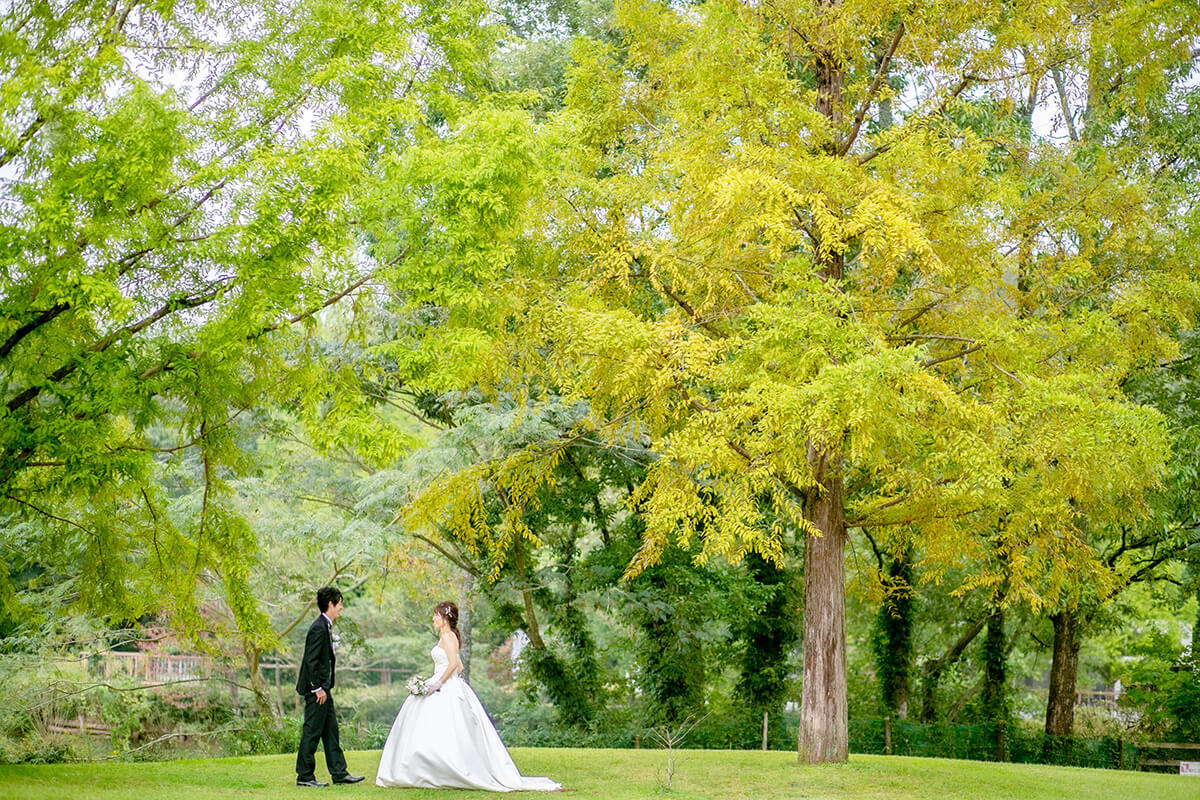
left=0, top=748, right=1193, bottom=800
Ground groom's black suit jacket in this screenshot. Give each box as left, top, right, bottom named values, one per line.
left=295, top=615, right=335, bottom=696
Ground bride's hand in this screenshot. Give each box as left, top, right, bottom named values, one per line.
left=426, top=679, right=443, bottom=693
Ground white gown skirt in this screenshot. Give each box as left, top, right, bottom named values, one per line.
left=376, top=671, right=560, bottom=791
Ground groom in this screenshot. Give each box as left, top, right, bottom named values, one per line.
left=295, top=586, right=363, bottom=787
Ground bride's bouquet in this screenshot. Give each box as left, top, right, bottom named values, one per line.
left=406, top=675, right=432, bottom=696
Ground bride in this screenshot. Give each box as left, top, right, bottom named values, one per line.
left=376, top=601, right=562, bottom=791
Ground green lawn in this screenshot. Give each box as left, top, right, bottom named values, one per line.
left=0, top=748, right=1193, bottom=800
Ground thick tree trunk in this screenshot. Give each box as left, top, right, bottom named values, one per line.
left=982, top=608, right=1008, bottom=761
left=873, top=552, right=914, bottom=719
left=1044, top=609, right=1082, bottom=737
left=798, top=448, right=848, bottom=763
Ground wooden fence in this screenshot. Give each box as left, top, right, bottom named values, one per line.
left=1138, top=742, right=1200, bottom=774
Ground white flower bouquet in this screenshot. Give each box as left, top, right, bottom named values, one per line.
left=406, top=675, right=432, bottom=696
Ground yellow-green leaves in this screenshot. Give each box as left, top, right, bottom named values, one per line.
left=443, top=0, right=1200, bottom=607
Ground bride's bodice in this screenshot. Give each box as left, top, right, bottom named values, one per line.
left=430, top=644, right=450, bottom=676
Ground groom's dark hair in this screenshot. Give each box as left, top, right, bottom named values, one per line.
left=317, top=586, right=343, bottom=613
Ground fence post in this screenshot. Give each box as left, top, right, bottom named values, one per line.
left=762, top=711, right=769, bottom=751
left=885, top=716, right=893, bottom=756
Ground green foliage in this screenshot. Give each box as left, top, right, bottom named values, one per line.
left=0, top=0, right=499, bottom=636
left=4, top=750, right=1200, bottom=800
left=222, top=715, right=300, bottom=757
left=1117, top=628, right=1200, bottom=742
left=870, top=553, right=915, bottom=717
left=733, top=552, right=800, bottom=721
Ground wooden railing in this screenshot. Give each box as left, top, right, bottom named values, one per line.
left=1138, top=742, right=1200, bottom=774
left=257, top=663, right=401, bottom=684
left=44, top=716, right=112, bottom=736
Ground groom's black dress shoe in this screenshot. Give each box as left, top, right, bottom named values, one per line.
left=297, top=778, right=328, bottom=787
left=332, top=775, right=365, bottom=784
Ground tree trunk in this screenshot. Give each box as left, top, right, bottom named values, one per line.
left=244, top=643, right=276, bottom=722
left=796, top=6, right=849, bottom=760
left=798, top=447, right=848, bottom=764
left=873, top=551, right=914, bottom=719
left=982, top=608, right=1008, bottom=761
left=1044, top=609, right=1082, bottom=737
left=919, top=666, right=941, bottom=723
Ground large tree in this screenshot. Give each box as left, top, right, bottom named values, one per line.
left=0, top=0, right=495, bottom=634
left=394, top=0, right=1200, bottom=763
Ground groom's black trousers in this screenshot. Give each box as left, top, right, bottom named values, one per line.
left=296, top=693, right=348, bottom=781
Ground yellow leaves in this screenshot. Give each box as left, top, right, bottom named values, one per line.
left=402, top=441, right=566, bottom=579
left=705, top=168, right=806, bottom=265
left=390, top=0, right=1200, bottom=613
left=530, top=303, right=726, bottom=430
left=622, top=455, right=791, bottom=581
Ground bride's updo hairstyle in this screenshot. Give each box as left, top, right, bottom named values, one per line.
left=434, top=601, right=461, bottom=645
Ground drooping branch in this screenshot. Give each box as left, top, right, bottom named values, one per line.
left=3, top=493, right=96, bottom=537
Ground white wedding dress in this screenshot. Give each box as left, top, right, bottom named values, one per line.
left=376, top=644, right=561, bottom=791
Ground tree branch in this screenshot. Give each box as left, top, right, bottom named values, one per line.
left=859, top=75, right=974, bottom=165
left=0, top=302, right=70, bottom=361
left=1050, top=67, right=1079, bottom=143
left=0, top=114, right=45, bottom=169
left=410, top=532, right=480, bottom=576
left=3, top=493, right=96, bottom=536
left=5, top=279, right=234, bottom=413
left=839, top=22, right=905, bottom=157
left=921, top=344, right=984, bottom=368
left=923, top=613, right=989, bottom=677
left=277, top=560, right=358, bottom=640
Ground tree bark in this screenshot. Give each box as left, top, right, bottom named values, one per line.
left=873, top=552, right=914, bottom=719
left=243, top=643, right=276, bottom=722
left=982, top=608, right=1008, bottom=761
left=1044, top=609, right=1082, bottom=737
left=798, top=447, right=848, bottom=763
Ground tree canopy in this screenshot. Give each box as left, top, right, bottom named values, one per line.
left=393, top=0, right=1200, bottom=761
left=0, top=0, right=496, bottom=631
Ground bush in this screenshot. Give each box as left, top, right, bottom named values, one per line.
left=222, top=714, right=300, bottom=756
left=1117, top=631, right=1200, bottom=742
left=14, top=738, right=77, bottom=765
